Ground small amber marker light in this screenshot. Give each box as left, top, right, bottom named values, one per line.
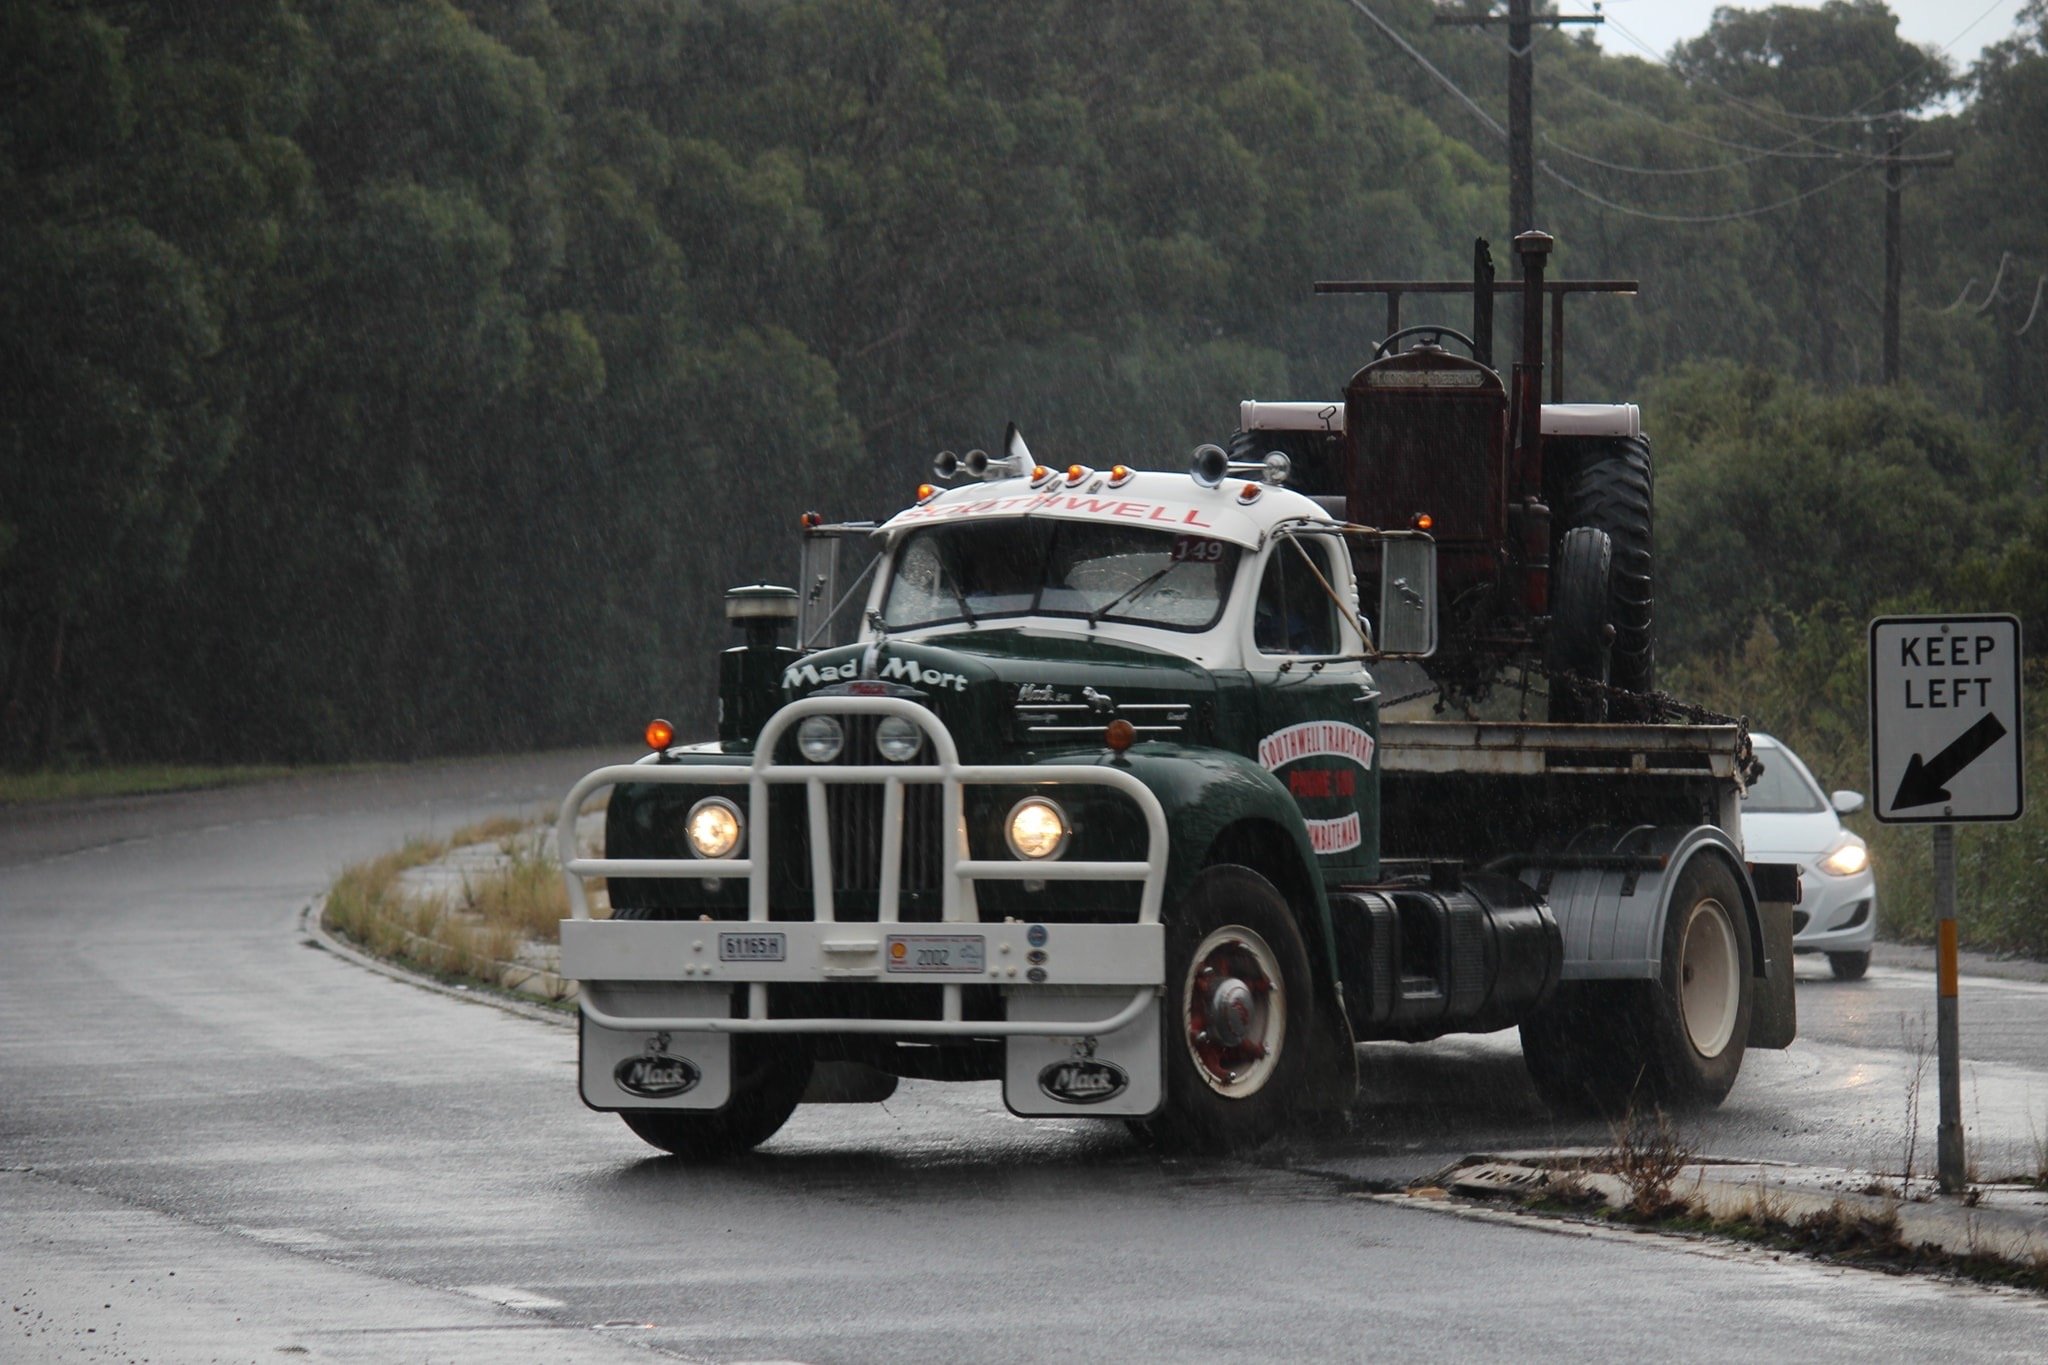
left=1105, top=718, right=1136, bottom=752
left=800, top=511, right=823, bottom=528
left=1110, top=464, right=1131, bottom=480
left=1414, top=513, right=1434, bottom=531
left=1032, top=465, right=1050, bottom=481
left=645, top=718, right=675, bottom=750
left=916, top=483, right=937, bottom=502
left=1067, top=464, right=1087, bottom=482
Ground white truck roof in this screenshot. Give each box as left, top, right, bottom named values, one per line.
left=877, top=467, right=1332, bottom=549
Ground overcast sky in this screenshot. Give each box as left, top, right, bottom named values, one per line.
left=1583, top=0, right=2029, bottom=74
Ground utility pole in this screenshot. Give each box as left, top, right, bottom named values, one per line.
left=1435, top=2, right=1605, bottom=259
left=1878, top=114, right=1955, bottom=385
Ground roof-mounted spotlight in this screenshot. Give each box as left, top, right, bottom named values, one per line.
left=1190, top=443, right=1292, bottom=489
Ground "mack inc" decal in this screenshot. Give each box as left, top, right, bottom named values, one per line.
left=1037, top=1057, right=1129, bottom=1104
left=615, top=1034, right=702, bottom=1099
left=1258, top=720, right=1374, bottom=855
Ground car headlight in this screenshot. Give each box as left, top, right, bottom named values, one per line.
left=1819, top=837, right=1869, bottom=877
left=685, top=797, right=744, bottom=859
left=876, top=715, right=923, bottom=762
left=1006, top=797, right=1069, bottom=860
left=796, top=715, right=844, bottom=763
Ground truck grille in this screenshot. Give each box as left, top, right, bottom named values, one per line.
left=783, top=715, right=945, bottom=916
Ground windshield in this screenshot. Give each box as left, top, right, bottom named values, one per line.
left=881, top=521, right=1242, bottom=632
left=1742, top=746, right=1827, bottom=814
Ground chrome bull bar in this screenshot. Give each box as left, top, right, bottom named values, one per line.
left=557, top=696, right=1168, bottom=1037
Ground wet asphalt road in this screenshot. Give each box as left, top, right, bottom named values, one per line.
left=3, top=753, right=2046, bottom=1362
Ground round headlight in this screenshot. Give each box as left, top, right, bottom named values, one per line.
left=797, top=715, right=844, bottom=763
left=1006, top=797, right=1069, bottom=860
left=876, top=715, right=923, bottom=762
left=685, top=797, right=744, bottom=859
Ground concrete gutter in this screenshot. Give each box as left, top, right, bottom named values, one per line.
left=1429, top=1152, right=2048, bottom=1264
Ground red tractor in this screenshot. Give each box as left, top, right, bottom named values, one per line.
left=1230, top=232, right=1652, bottom=720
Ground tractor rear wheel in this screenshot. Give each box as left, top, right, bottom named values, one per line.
left=1546, top=527, right=1613, bottom=723
left=1556, top=435, right=1655, bottom=706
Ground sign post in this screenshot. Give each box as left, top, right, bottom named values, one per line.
left=1869, top=614, right=2025, bottom=1194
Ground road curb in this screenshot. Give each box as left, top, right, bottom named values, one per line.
left=301, top=898, right=574, bottom=1031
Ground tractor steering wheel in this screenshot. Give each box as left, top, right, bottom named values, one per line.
left=1372, top=325, right=1479, bottom=359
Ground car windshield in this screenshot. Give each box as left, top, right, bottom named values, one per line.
left=881, top=520, right=1241, bottom=632
left=1743, top=746, right=1827, bottom=813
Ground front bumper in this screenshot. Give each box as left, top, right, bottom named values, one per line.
left=558, top=695, right=1169, bottom=1118
left=1764, top=857, right=1876, bottom=954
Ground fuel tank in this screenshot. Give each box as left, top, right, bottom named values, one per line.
left=1329, top=871, right=1562, bottom=1042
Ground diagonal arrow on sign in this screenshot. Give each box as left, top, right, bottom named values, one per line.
left=1891, top=712, right=2010, bottom=810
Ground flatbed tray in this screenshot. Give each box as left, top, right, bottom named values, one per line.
left=1377, top=721, right=1745, bottom=779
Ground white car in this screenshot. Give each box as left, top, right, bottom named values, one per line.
left=1740, top=734, right=1876, bottom=980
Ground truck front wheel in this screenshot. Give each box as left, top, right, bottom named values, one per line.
left=1155, top=865, right=1315, bottom=1152
left=617, top=1036, right=813, bottom=1160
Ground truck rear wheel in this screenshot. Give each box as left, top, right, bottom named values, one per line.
left=1520, top=984, right=1651, bottom=1114
left=1155, top=865, right=1315, bottom=1153
left=1520, top=857, right=1753, bottom=1112
left=618, top=1037, right=812, bottom=1160
left=1545, top=526, right=1613, bottom=723
left=1646, top=856, right=1752, bottom=1105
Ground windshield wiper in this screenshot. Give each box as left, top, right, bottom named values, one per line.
left=1086, top=564, right=1175, bottom=626
left=941, top=564, right=977, bottom=624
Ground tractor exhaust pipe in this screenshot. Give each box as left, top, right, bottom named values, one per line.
left=1472, top=238, right=1495, bottom=370
left=1511, top=230, right=1553, bottom=497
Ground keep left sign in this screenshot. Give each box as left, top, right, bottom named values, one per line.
left=1869, top=614, right=2025, bottom=824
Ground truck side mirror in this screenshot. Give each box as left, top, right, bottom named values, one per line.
left=1376, top=537, right=1438, bottom=658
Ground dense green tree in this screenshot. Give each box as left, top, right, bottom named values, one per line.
left=4, top=0, right=2047, bottom=768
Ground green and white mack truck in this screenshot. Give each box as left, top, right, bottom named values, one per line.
left=556, top=233, right=1799, bottom=1157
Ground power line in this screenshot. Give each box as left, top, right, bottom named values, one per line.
left=2017, top=275, right=2047, bottom=337
left=1537, top=156, right=1875, bottom=225
left=1484, top=29, right=1875, bottom=168
left=1340, top=0, right=1505, bottom=142
left=1600, top=0, right=2006, bottom=131
left=1340, top=0, right=1915, bottom=226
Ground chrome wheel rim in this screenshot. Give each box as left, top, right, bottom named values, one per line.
left=1678, top=898, right=1740, bottom=1058
left=1182, top=925, right=1285, bottom=1098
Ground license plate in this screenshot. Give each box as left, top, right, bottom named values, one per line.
left=717, top=931, right=786, bottom=962
left=885, top=934, right=986, bottom=974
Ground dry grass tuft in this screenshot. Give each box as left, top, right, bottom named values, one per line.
left=1608, top=1102, right=1699, bottom=1220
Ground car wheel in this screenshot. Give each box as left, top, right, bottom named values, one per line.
left=1827, top=950, right=1870, bottom=982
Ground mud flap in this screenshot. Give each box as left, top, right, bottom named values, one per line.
left=1003, top=990, right=1163, bottom=1118
left=578, top=983, right=733, bottom=1111
left=1299, top=981, right=1361, bottom=1118
left=1746, top=895, right=1799, bottom=1050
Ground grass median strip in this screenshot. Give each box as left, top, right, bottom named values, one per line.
left=0, top=763, right=333, bottom=804
left=1427, top=1104, right=2048, bottom=1295
left=322, top=814, right=604, bottom=1003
